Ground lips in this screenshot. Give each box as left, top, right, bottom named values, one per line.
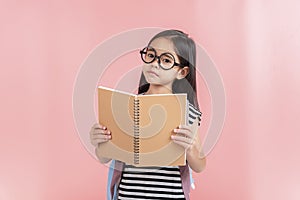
left=148, top=70, right=159, bottom=76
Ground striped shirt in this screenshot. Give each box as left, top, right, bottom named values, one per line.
left=118, top=102, right=202, bottom=200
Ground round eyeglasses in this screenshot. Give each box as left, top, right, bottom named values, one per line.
left=139, top=47, right=185, bottom=70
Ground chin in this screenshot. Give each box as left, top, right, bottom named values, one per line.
left=145, top=77, right=159, bottom=84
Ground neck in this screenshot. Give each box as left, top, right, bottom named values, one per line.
left=145, top=84, right=173, bottom=95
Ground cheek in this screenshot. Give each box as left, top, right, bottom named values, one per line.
left=142, top=64, right=155, bottom=74
left=168, top=69, right=179, bottom=77
left=142, top=63, right=150, bottom=69
left=142, top=65, right=148, bottom=73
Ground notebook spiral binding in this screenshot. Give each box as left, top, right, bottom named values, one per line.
left=133, top=98, right=140, bottom=165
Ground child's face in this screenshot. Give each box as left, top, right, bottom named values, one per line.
left=142, top=37, right=184, bottom=90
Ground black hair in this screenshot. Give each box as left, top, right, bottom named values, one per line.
left=138, top=29, right=200, bottom=110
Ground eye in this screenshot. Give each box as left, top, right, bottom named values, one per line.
left=146, top=52, right=155, bottom=58
left=161, top=53, right=174, bottom=65
left=162, top=58, right=171, bottom=63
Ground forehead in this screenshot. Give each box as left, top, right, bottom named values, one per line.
left=149, top=37, right=176, bottom=55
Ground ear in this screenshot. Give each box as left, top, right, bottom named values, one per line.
left=176, top=66, right=189, bottom=80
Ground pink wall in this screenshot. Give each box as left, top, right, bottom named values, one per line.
left=1, top=0, right=299, bottom=200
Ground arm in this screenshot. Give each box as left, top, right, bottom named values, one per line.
left=186, top=117, right=206, bottom=173
left=171, top=117, right=206, bottom=173
left=95, top=146, right=112, bottom=164
left=90, top=123, right=112, bottom=164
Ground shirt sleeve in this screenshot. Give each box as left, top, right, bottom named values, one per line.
left=188, top=102, right=202, bottom=126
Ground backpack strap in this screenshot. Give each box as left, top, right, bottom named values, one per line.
left=106, top=160, right=115, bottom=200
left=189, top=166, right=196, bottom=189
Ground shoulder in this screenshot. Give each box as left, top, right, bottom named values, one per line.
left=188, top=102, right=202, bottom=116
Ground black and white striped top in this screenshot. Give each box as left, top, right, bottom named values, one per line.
left=118, top=102, right=202, bottom=200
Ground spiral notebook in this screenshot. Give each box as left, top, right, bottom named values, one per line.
left=97, top=86, right=188, bottom=167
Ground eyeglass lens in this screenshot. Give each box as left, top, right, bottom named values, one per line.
left=141, top=47, right=175, bottom=69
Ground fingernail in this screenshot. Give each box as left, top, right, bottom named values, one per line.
left=174, top=129, right=178, bottom=132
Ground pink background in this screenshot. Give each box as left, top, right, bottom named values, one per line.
left=1, top=0, right=300, bottom=200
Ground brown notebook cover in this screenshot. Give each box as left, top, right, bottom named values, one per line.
left=97, top=86, right=188, bottom=167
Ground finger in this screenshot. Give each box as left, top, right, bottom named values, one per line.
left=99, top=124, right=107, bottom=130
left=178, top=124, right=191, bottom=130
left=92, top=129, right=111, bottom=135
left=90, top=135, right=111, bottom=145
left=91, top=134, right=111, bottom=140
left=171, top=135, right=191, bottom=144
left=91, top=132, right=111, bottom=140
left=173, top=129, right=192, bottom=138
left=93, top=123, right=107, bottom=130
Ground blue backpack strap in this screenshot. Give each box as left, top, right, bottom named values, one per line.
left=189, top=166, right=195, bottom=190
left=107, top=160, right=116, bottom=200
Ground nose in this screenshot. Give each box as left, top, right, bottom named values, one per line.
left=152, top=56, right=160, bottom=68
left=151, top=55, right=160, bottom=68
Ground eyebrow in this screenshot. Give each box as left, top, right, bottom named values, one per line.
left=149, top=46, right=175, bottom=57
left=162, top=53, right=173, bottom=59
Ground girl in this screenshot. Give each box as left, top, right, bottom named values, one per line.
left=90, top=29, right=206, bottom=200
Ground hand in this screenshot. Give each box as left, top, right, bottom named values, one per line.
left=89, top=123, right=111, bottom=147
left=171, top=125, right=196, bottom=150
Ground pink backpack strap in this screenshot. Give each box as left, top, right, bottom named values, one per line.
left=179, top=165, right=191, bottom=200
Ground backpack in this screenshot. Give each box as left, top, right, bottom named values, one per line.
left=106, top=160, right=195, bottom=200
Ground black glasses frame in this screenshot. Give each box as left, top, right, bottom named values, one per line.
left=139, top=47, right=185, bottom=70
